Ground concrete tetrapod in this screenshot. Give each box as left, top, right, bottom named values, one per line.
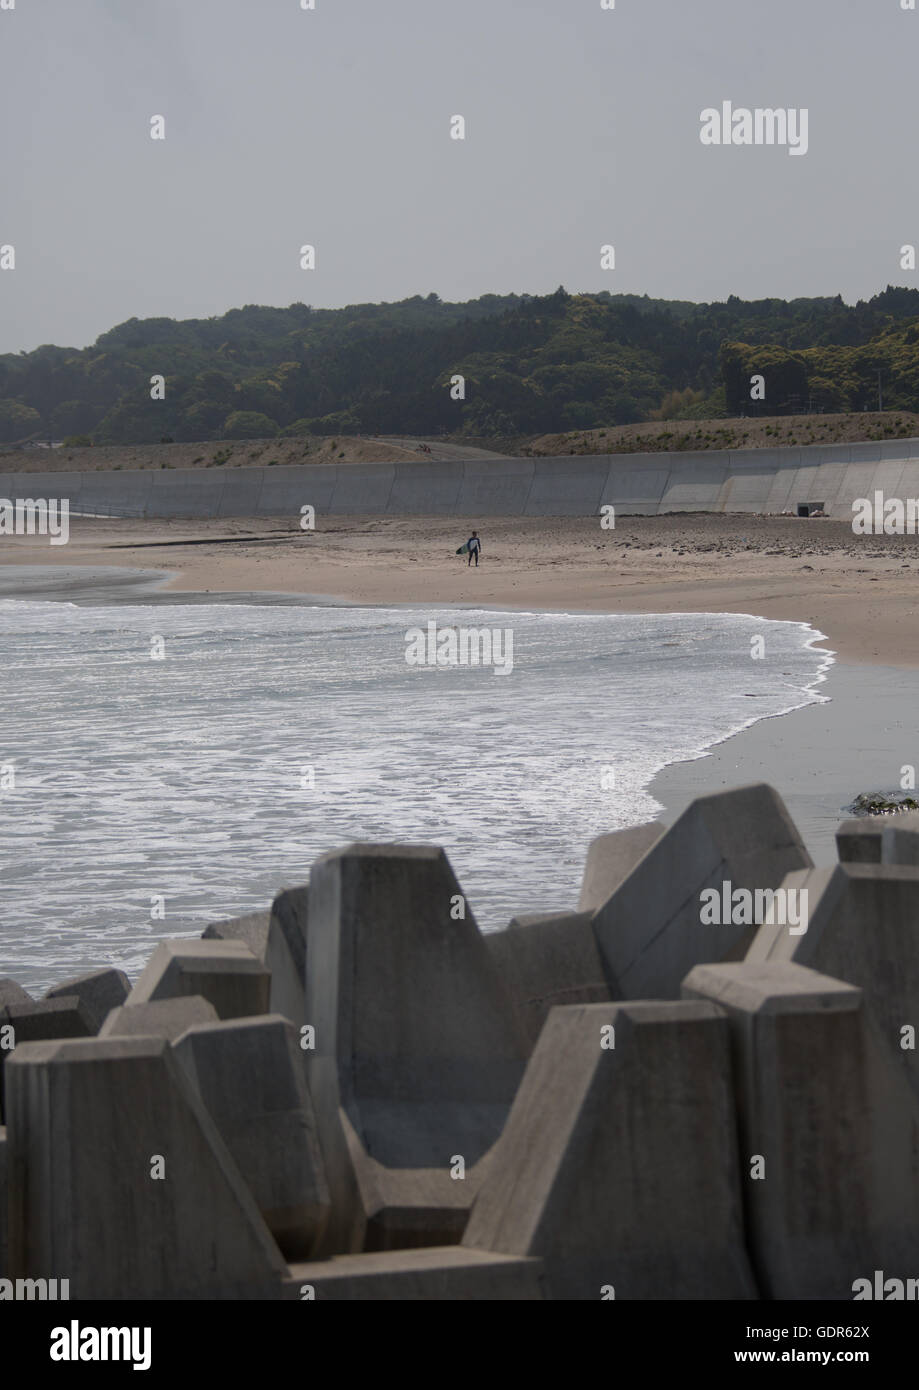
left=683, top=961, right=919, bottom=1299
left=202, top=911, right=270, bottom=958
left=306, top=844, right=528, bottom=1253
left=173, top=1014, right=330, bottom=1260
left=577, top=823, right=665, bottom=913
left=746, top=862, right=919, bottom=1105
left=204, top=895, right=306, bottom=1030
left=462, top=1000, right=757, bottom=1300
left=43, top=968, right=130, bottom=1032
left=485, top=912, right=611, bottom=1051
left=126, top=939, right=270, bottom=1020
left=0, top=1126, right=6, bottom=1278
left=265, top=885, right=309, bottom=1029
left=0, top=980, right=32, bottom=1009
left=880, top=812, right=919, bottom=867
left=835, top=818, right=884, bottom=865
left=591, top=784, right=812, bottom=998
left=0, top=997, right=94, bottom=1043
left=100, top=995, right=219, bottom=1042
left=6, top=1035, right=287, bottom=1299
left=0, top=996, right=95, bottom=1121
left=283, top=1247, right=544, bottom=1300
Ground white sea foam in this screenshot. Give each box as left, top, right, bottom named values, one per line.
left=0, top=600, right=830, bottom=993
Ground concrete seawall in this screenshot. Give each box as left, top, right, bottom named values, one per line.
left=4, top=437, right=919, bottom=519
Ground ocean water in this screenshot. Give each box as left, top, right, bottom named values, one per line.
left=0, top=600, right=831, bottom=993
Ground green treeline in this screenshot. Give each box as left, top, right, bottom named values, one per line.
left=2, top=285, right=919, bottom=446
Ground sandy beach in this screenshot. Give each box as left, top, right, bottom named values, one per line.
left=1, top=509, right=915, bottom=872
left=2, top=510, right=919, bottom=665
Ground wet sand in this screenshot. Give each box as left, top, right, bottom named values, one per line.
left=650, top=660, right=917, bottom=865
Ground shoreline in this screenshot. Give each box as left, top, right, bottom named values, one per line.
left=3, top=511, right=919, bottom=665
left=1, top=561, right=895, bottom=872
left=649, top=657, right=915, bottom=866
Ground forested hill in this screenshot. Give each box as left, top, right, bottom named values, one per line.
left=3, top=285, right=919, bottom=447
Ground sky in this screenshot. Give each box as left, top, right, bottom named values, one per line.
left=0, top=0, right=916, bottom=354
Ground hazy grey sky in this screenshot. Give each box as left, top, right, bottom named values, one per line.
left=0, top=0, right=915, bottom=353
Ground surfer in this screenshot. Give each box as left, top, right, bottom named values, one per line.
left=466, top=531, right=481, bottom=567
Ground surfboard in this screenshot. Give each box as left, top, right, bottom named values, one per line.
left=456, top=544, right=469, bottom=554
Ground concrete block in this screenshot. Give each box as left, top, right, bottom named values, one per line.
left=577, top=822, right=665, bottom=912
left=747, top=862, right=919, bottom=1105
left=485, top=912, right=611, bottom=1050
left=336, top=1108, right=496, bottom=1251
left=880, top=812, right=919, bottom=867
left=1, top=997, right=95, bottom=1120
left=307, top=843, right=528, bottom=1253
left=0, top=996, right=94, bottom=1042
left=0, top=980, right=32, bottom=1009
left=202, top=910, right=270, bottom=958
left=683, top=960, right=919, bottom=1299
left=204, top=895, right=306, bottom=1028
left=591, top=784, right=811, bottom=998
left=836, top=818, right=884, bottom=864
left=126, top=939, right=270, bottom=1019
left=100, top=995, right=219, bottom=1041
left=265, top=886, right=309, bottom=1029
left=463, top=1000, right=756, bottom=1300
left=173, top=1014, right=329, bottom=1260
left=284, top=1247, right=544, bottom=1300
left=0, top=1126, right=6, bottom=1278
left=6, top=1035, right=287, bottom=1299
left=43, top=968, right=130, bottom=1032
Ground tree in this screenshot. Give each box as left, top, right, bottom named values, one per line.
left=0, top=399, right=42, bottom=442
left=562, top=400, right=601, bottom=429
left=95, top=397, right=176, bottom=445
left=52, top=399, right=100, bottom=437
left=807, top=376, right=847, bottom=412
left=310, top=409, right=360, bottom=434
left=6, top=289, right=919, bottom=447
left=179, top=400, right=227, bottom=441
left=720, top=342, right=808, bottom=414
left=221, top=410, right=279, bottom=439
left=231, top=377, right=284, bottom=417
left=611, top=395, right=644, bottom=425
